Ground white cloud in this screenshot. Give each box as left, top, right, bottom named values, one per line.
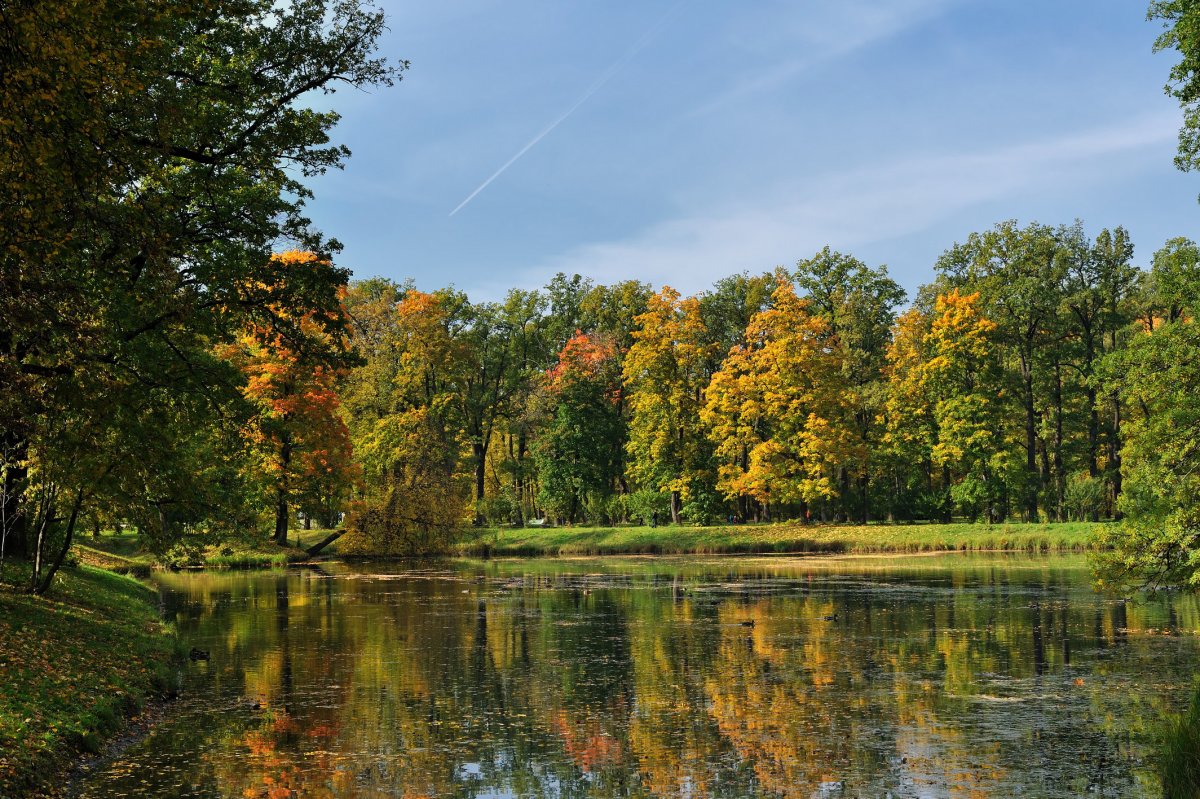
left=525, top=112, right=1177, bottom=293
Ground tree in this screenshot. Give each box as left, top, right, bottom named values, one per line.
left=702, top=281, right=857, bottom=519
left=623, top=288, right=718, bottom=524
left=535, top=333, right=623, bottom=523
left=1, top=0, right=399, bottom=587
left=1096, top=316, right=1200, bottom=588
left=1150, top=0, right=1200, bottom=182
left=794, top=248, right=905, bottom=521
left=1060, top=225, right=1138, bottom=516
left=341, top=286, right=471, bottom=554
left=1095, top=234, right=1200, bottom=588
left=880, top=307, right=940, bottom=521
left=936, top=221, right=1065, bottom=520
left=221, top=252, right=357, bottom=543
left=922, top=290, right=1017, bottom=521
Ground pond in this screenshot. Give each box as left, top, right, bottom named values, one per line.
left=76, top=553, right=1200, bottom=798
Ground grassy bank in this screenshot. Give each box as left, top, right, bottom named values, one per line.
left=457, top=520, right=1106, bottom=557
left=0, top=562, right=181, bottom=797
left=74, top=531, right=325, bottom=572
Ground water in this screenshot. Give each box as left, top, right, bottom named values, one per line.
left=76, top=553, right=1200, bottom=798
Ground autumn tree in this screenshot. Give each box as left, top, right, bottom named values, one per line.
left=222, top=252, right=357, bottom=543
left=340, top=285, right=470, bottom=554
left=922, top=290, right=1017, bottom=521
left=794, top=248, right=905, bottom=522
left=880, top=306, right=941, bottom=521
left=702, top=281, right=857, bottom=520
left=623, top=288, right=718, bottom=524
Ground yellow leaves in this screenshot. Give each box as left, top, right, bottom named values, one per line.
left=704, top=281, right=856, bottom=505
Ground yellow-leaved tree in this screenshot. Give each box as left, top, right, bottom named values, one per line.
left=921, top=289, right=1017, bottom=521
left=702, top=280, right=858, bottom=521
left=622, top=287, right=718, bottom=524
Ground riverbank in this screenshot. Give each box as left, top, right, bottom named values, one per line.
left=0, top=562, right=181, bottom=798
left=457, top=520, right=1105, bottom=557
left=73, top=531, right=326, bottom=574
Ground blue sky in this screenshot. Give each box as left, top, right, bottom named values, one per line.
left=307, top=0, right=1197, bottom=301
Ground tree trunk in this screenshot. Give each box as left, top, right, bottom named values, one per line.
left=35, top=489, right=83, bottom=595
left=472, top=441, right=487, bottom=525
left=1053, top=365, right=1065, bottom=522
left=670, top=491, right=680, bottom=525
left=274, top=434, right=292, bottom=545
left=1, top=433, right=29, bottom=559
left=858, top=474, right=869, bottom=525
left=1022, top=367, right=1039, bottom=521
left=941, top=464, right=952, bottom=523
left=306, top=529, right=344, bottom=556
left=1110, top=394, right=1123, bottom=518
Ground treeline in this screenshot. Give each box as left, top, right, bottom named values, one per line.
left=337, top=223, right=1199, bottom=548
left=5, top=0, right=1200, bottom=592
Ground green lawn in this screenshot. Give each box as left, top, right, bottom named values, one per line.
left=456, top=520, right=1107, bottom=557
left=0, top=562, right=181, bottom=797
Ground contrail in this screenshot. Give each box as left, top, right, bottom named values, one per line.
left=450, top=1, right=685, bottom=217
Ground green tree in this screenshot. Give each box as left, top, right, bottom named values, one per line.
left=936, top=221, right=1065, bottom=520
left=1, top=0, right=399, bottom=586
left=794, top=248, right=905, bottom=522
left=1150, top=0, right=1200, bottom=181
left=535, top=333, right=623, bottom=523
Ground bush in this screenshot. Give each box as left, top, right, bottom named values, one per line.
left=340, top=464, right=470, bottom=556
left=681, top=488, right=724, bottom=526
left=626, top=489, right=670, bottom=525
left=1063, top=473, right=1106, bottom=521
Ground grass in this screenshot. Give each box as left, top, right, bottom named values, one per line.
left=1160, top=683, right=1200, bottom=799
left=74, top=530, right=334, bottom=572
left=456, top=520, right=1107, bottom=558
left=0, top=560, right=181, bottom=798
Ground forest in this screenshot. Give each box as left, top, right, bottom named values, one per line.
left=2, top=0, right=1200, bottom=593
left=331, top=228, right=1196, bottom=560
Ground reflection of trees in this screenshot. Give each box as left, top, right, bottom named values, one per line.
left=106, top=558, right=1200, bottom=798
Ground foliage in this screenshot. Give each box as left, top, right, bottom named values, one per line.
left=221, top=251, right=358, bottom=542
left=1, top=0, right=399, bottom=588
left=623, top=287, right=719, bottom=523
left=1151, top=0, right=1200, bottom=179
left=1095, top=317, right=1200, bottom=589
left=922, top=290, right=1017, bottom=520
left=703, top=280, right=857, bottom=513
left=536, top=333, right=624, bottom=524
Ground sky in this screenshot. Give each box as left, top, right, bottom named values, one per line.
left=306, top=0, right=1198, bottom=302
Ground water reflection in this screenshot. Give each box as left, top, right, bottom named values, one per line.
left=78, top=554, right=1200, bottom=798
